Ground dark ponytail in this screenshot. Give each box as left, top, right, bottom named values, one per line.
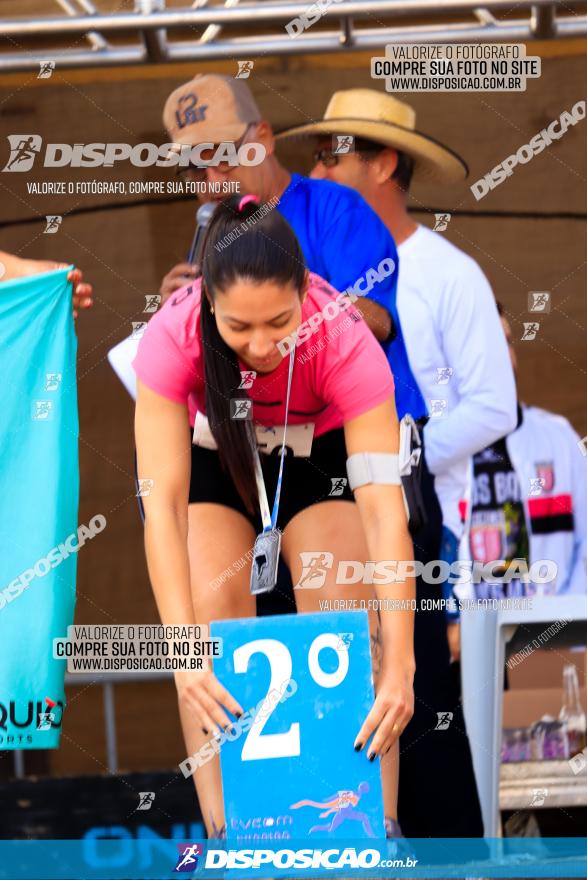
left=199, top=195, right=306, bottom=513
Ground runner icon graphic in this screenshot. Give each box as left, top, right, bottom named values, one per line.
left=291, top=781, right=376, bottom=836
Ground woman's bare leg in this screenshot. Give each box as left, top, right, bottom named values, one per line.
left=282, top=500, right=401, bottom=824
left=180, top=502, right=256, bottom=837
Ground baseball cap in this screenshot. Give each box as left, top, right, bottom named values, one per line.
left=163, top=74, right=262, bottom=146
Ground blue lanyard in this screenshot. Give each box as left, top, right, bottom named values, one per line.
left=252, top=351, right=296, bottom=532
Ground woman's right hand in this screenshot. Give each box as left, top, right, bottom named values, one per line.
left=174, top=667, right=244, bottom=735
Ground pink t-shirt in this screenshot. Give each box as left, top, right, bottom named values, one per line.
left=132, top=273, right=394, bottom=436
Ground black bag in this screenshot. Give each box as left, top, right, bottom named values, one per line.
left=399, top=415, right=428, bottom=533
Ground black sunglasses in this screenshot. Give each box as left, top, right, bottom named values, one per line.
left=175, top=124, right=256, bottom=179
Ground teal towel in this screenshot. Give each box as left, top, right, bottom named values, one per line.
left=0, top=266, right=79, bottom=750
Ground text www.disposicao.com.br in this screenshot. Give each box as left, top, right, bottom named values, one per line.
left=70, top=657, right=203, bottom=671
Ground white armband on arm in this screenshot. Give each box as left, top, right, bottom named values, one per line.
left=346, top=452, right=401, bottom=490
left=346, top=417, right=421, bottom=490
left=346, top=417, right=424, bottom=527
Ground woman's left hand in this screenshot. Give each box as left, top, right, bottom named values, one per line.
left=67, top=268, right=93, bottom=318
left=354, top=657, right=415, bottom=759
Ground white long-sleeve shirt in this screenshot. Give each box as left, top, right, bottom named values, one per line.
left=397, top=224, right=517, bottom=536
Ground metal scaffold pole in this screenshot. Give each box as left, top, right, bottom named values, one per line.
left=0, top=1, right=584, bottom=71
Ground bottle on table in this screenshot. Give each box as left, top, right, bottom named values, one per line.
left=559, top=663, right=587, bottom=757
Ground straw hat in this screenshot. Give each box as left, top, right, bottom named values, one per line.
left=276, top=88, right=468, bottom=183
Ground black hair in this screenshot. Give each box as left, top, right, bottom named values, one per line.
left=391, top=151, right=415, bottom=192
left=199, top=194, right=306, bottom=513
left=354, top=136, right=415, bottom=192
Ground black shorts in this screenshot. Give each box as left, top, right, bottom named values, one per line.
left=188, top=428, right=354, bottom=532
left=134, top=430, right=353, bottom=528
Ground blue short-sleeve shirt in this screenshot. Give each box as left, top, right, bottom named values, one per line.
left=277, top=173, right=426, bottom=420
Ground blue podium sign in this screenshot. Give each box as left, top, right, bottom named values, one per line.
left=210, top=611, right=385, bottom=845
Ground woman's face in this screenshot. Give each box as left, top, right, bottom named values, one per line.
left=212, top=277, right=305, bottom=374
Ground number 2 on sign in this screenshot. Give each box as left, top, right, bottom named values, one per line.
left=233, top=634, right=349, bottom=762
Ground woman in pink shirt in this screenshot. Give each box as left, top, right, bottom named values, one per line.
left=134, top=195, right=415, bottom=840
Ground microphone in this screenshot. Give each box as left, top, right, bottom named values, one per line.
left=170, top=202, right=217, bottom=307
left=187, top=201, right=217, bottom=266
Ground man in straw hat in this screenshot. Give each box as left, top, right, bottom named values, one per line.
left=277, top=89, right=518, bottom=837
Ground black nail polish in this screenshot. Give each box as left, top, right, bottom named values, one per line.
left=368, top=752, right=376, bottom=762
left=354, top=743, right=362, bottom=752
left=202, top=727, right=208, bottom=735
left=236, top=712, right=243, bottom=719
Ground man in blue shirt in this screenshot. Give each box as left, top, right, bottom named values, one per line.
left=159, top=73, right=427, bottom=421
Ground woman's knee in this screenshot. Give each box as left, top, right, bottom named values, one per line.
left=186, top=503, right=256, bottom=619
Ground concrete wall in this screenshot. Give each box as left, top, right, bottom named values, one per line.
left=0, top=45, right=585, bottom=777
